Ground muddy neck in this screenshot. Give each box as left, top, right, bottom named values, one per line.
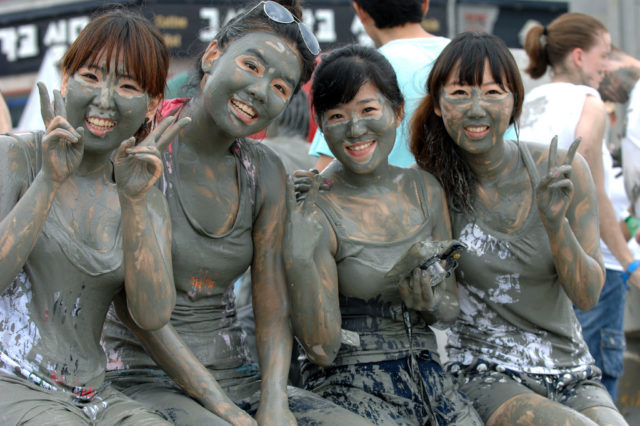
left=74, top=148, right=115, bottom=182
left=178, top=95, right=237, bottom=159
left=330, top=159, right=395, bottom=191
left=462, top=138, right=520, bottom=185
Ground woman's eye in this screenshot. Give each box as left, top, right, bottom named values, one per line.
left=452, top=89, right=467, bottom=96
left=244, top=61, right=259, bottom=72
left=328, top=113, right=343, bottom=121
left=273, top=83, right=289, bottom=96
left=81, top=72, right=99, bottom=82
left=362, top=106, right=378, bottom=114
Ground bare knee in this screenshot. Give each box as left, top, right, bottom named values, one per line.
left=487, top=393, right=598, bottom=426
left=580, top=406, right=629, bottom=426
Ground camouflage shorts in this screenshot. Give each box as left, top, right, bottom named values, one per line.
left=302, top=351, right=482, bottom=425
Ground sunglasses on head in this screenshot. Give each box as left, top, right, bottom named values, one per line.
left=244, top=1, right=320, bottom=56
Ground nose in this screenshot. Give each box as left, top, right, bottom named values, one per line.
left=468, top=94, right=486, bottom=118
left=347, top=117, right=366, bottom=138
left=248, top=79, right=269, bottom=104
left=94, top=83, right=116, bottom=109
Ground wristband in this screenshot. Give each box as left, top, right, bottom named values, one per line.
left=622, top=259, right=640, bottom=283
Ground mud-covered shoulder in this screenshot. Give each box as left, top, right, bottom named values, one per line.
left=0, top=131, right=40, bottom=204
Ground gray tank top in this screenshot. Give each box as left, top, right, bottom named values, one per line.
left=102, top=137, right=262, bottom=386
left=447, top=141, right=593, bottom=374
left=1, top=132, right=124, bottom=395
left=309, top=167, right=439, bottom=367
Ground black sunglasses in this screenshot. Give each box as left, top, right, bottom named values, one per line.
left=244, top=1, right=320, bottom=56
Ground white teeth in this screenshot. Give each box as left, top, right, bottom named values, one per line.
left=347, top=141, right=373, bottom=151
left=466, top=126, right=488, bottom=132
left=86, top=117, right=115, bottom=129
left=231, top=99, right=256, bottom=118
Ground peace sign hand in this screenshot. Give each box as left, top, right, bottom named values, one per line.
left=38, top=82, right=84, bottom=183
left=283, top=174, right=325, bottom=264
left=535, top=136, right=581, bottom=229
left=114, top=115, right=191, bottom=200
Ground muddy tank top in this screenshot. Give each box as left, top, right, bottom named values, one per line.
left=308, top=167, right=439, bottom=367
left=102, top=135, right=261, bottom=385
left=1, top=132, right=124, bottom=395
left=446, top=141, right=593, bottom=374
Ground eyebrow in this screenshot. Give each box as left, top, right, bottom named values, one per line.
left=245, top=48, right=296, bottom=89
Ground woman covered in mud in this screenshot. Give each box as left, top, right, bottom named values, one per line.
left=411, top=31, right=627, bottom=425
left=0, top=9, right=186, bottom=425
left=102, top=1, right=369, bottom=424
left=285, top=44, right=481, bottom=425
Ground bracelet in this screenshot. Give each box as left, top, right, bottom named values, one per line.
left=622, top=259, right=640, bottom=283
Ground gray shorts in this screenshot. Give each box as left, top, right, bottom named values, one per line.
left=448, top=359, right=617, bottom=422
left=0, top=371, right=169, bottom=425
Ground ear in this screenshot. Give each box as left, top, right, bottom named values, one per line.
left=434, top=103, right=442, bottom=117
left=571, top=47, right=584, bottom=68
left=396, top=104, right=405, bottom=127
left=146, top=95, right=161, bottom=121
left=201, top=40, right=222, bottom=74
left=60, top=73, right=70, bottom=97
left=422, top=0, right=429, bottom=15
left=352, top=2, right=370, bottom=25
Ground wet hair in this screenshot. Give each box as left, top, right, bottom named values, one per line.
left=193, top=0, right=316, bottom=93
left=410, top=32, right=524, bottom=213
left=354, top=0, right=424, bottom=29
left=524, top=12, right=608, bottom=79
left=312, top=44, right=404, bottom=122
left=62, top=7, right=169, bottom=100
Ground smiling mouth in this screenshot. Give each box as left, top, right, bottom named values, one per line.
left=464, top=125, right=490, bottom=138
left=345, top=140, right=376, bottom=160
left=230, top=98, right=257, bottom=124
left=85, top=116, right=116, bottom=136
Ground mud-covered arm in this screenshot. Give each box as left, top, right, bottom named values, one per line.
left=251, top=154, right=296, bottom=425
left=0, top=86, right=83, bottom=290
left=416, top=174, right=459, bottom=327
left=112, top=293, right=256, bottom=425
left=576, top=96, right=639, bottom=288
left=535, top=138, right=605, bottom=310
left=284, top=176, right=341, bottom=367
left=114, top=118, right=189, bottom=330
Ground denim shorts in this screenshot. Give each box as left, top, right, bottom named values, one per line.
left=448, top=359, right=617, bottom=422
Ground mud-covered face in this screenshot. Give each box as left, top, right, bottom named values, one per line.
left=578, top=31, right=611, bottom=89
left=63, top=53, right=153, bottom=154
left=320, top=81, right=400, bottom=174
left=201, top=32, right=302, bottom=138
left=436, top=60, right=514, bottom=156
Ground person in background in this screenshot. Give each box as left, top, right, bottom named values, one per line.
left=0, top=9, right=187, bottom=425
left=518, top=13, right=639, bottom=400
left=599, top=46, right=640, bottom=246
left=308, top=0, right=449, bottom=170
left=411, top=31, right=627, bottom=425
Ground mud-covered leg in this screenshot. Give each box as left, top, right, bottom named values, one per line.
left=487, top=393, right=598, bottom=426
